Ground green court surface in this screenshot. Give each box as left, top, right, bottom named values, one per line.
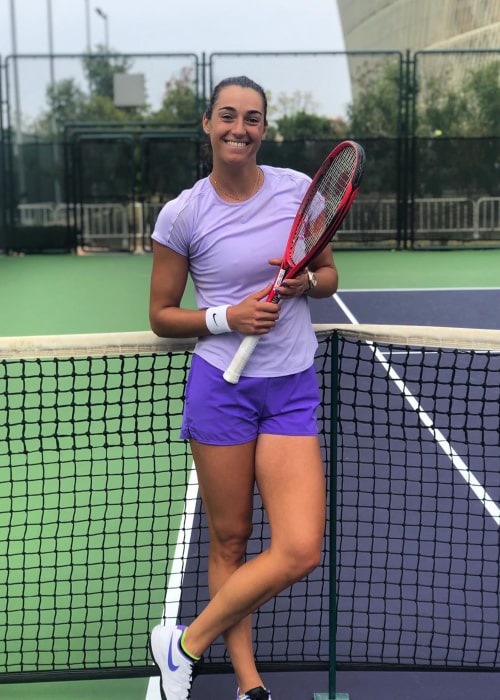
left=0, top=248, right=499, bottom=700
left=1, top=249, right=500, bottom=338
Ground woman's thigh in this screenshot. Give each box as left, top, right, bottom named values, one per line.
left=255, top=434, right=326, bottom=553
left=190, top=439, right=257, bottom=543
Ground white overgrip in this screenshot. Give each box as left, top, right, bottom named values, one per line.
left=222, top=335, right=261, bottom=384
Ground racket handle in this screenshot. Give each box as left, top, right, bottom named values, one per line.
left=223, top=335, right=261, bottom=384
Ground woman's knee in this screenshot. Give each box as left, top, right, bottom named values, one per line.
left=209, top=521, right=253, bottom=565
left=281, top=539, right=323, bottom=583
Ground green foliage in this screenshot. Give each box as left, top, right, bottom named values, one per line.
left=270, top=90, right=319, bottom=119
left=466, top=61, right=500, bottom=136
left=347, top=60, right=402, bottom=138
left=34, top=58, right=199, bottom=138
left=26, top=51, right=500, bottom=143
left=151, top=67, right=198, bottom=124
left=34, top=79, right=86, bottom=136
left=417, top=60, right=500, bottom=137
left=82, top=46, right=133, bottom=100
left=410, top=60, right=500, bottom=197
left=275, top=111, right=347, bottom=140
left=343, top=55, right=500, bottom=140
left=267, top=89, right=348, bottom=140
left=417, top=79, right=469, bottom=137
left=34, top=76, right=145, bottom=137
left=34, top=49, right=150, bottom=137
left=79, top=94, right=136, bottom=122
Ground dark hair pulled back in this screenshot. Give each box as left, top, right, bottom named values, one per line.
left=204, top=75, right=268, bottom=122
left=201, top=76, right=268, bottom=171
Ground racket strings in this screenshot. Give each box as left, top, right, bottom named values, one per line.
left=291, top=149, right=358, bottom=263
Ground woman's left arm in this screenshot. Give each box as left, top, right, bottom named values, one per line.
left=272, top=244, right=339, bottom=300
left=304, top=245, right=338, bottom=299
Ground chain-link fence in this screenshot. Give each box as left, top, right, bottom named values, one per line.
left=1, top=50, right=499, bottom=253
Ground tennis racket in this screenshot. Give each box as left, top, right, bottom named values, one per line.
left=223, top=140, right=365, bottom=384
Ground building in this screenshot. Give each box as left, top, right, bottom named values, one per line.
left=336, top=0, right=500, bottom=53
left=336, top=0, right=500, bottom=109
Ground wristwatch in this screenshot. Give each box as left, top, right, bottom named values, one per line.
left=306, top=268, right=317, bottom=292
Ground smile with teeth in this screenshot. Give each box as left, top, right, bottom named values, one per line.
left=225, top=140, right=248, bottom=148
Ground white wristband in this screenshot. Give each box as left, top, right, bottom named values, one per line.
left=205, top=305, right=231, bottom=334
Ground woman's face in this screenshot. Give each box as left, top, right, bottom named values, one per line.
left=203, top=85, right=268, bottom=167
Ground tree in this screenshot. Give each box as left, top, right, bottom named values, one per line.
left=262, top=89, right=348, bottom=140
left=411, top=60, right=500, bottom=196
left=347, top=60, right=403, bottom=138
left=79, top=94, right=135, bottom=122
left=415, top=74, right=470, bottom=137
left=152, top=67, right=199, bottom=125
left=271, top=90, right=319, bottom=119
left=82, top=45, right=133, bottom=100
left=34, top=78, right=87, bottom=136
left=34, top=48, right=149, bottom=137
left=275, top=111, right=347, bottom=140
left=466, top=60, right=500, bottom=136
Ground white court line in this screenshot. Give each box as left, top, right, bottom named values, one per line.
left=339, top=286, right=500, bottom=292
left=145, top=463, right=199, bottom=700
left=334, top=293, right=500, bottom=527
left=145, top=295, right=499, bottom=699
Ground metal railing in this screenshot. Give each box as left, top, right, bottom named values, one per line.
left=15, top=196, right=500, bottom=251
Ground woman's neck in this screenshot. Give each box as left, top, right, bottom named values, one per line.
left=210, top=166, right=263, bottom=202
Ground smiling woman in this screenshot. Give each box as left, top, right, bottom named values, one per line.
left=147, top=75, right=339, bottom=700
left=201, top=76, right=269, bottom=201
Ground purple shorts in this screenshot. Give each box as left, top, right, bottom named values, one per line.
left=180, top=354, right=320, bottom=445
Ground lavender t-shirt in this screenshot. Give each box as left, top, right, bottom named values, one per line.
left=151, top=165, right=319, bottom=377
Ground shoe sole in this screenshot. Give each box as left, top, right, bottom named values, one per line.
left=149, top=627, right=168, bottom=700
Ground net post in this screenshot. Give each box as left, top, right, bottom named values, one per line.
left=313, top=331, right=350, bottom=700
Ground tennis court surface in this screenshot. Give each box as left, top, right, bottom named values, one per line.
left=0, top=250, right=500, bottom=700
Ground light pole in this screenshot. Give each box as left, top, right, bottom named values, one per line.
left=46, top=0, right=61, bottom=203
left=9, top=0, right=26, bottom=200
left=95, top=7, right=109, bottom=51
left=46, top=0, right=55, bottom=87
left=85, top=0, right=92, bottom=52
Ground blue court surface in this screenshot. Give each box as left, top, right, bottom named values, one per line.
left=190, top=287, right=500, bottom=700
left=312, top=288, right=500, bottom=330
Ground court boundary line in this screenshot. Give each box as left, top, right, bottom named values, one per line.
left=334, top=293, right=500, bottom=527
left=145, top=463, right=199, bottom=700
left=337, top=286, right=500, bottom=292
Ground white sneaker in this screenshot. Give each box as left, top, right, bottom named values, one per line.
left=237, top=687, right=272, bottom=700
left=150, top=624, right=196, bottom=700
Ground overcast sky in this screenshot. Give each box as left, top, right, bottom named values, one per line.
left=0, top=0, right=352, bottom=122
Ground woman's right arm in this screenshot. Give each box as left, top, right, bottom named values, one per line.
left=149, top=241, right=209, bottom=338
left=149, top=241, right=281, bottom=339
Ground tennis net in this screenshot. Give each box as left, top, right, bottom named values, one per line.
left=1, top=324, right=500, bottom=684
left=333, top=324, right=500, bottom=670
left=0, top=328, right=335, bottom=683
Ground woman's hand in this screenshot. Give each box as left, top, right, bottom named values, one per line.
left=226, top=283, right=281, bottom=335
left=267, top=258, right=310, bottom=299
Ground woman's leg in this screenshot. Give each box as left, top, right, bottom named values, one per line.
left=184, top=434, right=326, bottom=657
left=190, top=439, right=266, bottom=693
